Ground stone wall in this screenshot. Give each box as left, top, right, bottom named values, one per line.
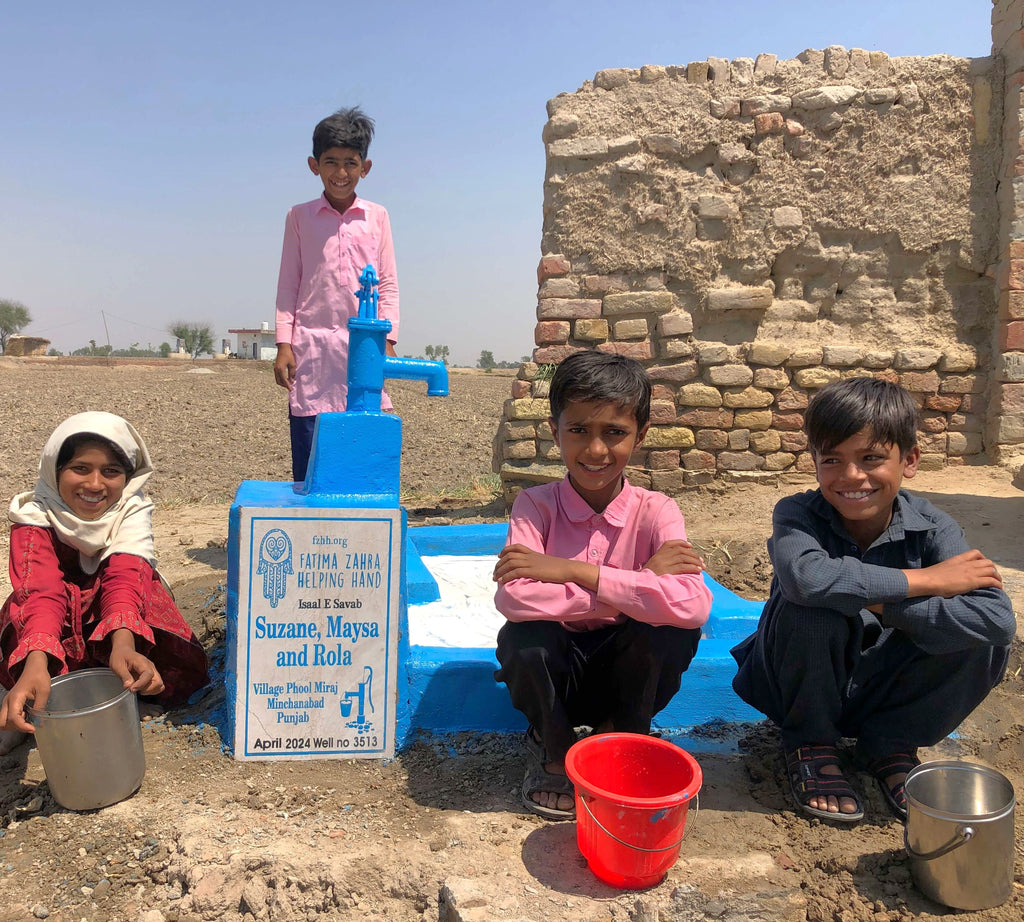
left=993, top=0, right=1024, bottom=460
left=496, top=36, right=1022, bottom=501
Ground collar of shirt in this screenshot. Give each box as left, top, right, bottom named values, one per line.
left=316, top=193, right=367, bottom=218
left=556, top=476, right=638, bottom=527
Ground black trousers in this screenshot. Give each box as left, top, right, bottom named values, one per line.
left=731, top=600, right=1010, bottom=759
left=495, top=618, right=701, bottom=763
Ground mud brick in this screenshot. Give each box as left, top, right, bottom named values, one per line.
left=695, top=429, right=729, bottom=450
left=502, top=421, right=536, bottom=440
left=650, top=469, right=685, bottom=493
left=728, top=429, right=750, bottom=450
left=717, top=450, right=764, bottom=471
left=780, top=431, right=808, bottom=452
left=677, top=383, right=723, bottom=408
left=535, top=321, right=570, bottom=345
left=537, top=255, right=571, bottom=282
left=682, top=450, right=716, bottom=471
left=733, top=409, right=773, bottom=430
left=503, top=440, right=537, bottom=460
left=649, top=401, right=678, bottom=424
left=1000, top=321, right=1024, bottom=350
left=643, top=426, right=695, bottom=449
left=939, top=375, right=983, bottom=394
left=537, top=298, right=602, bottom=321
left=899, top=371, right=940, bottom=393
left=754, top=112, right=785, bottom=134
left=1000, top=290, right=1024, bottom=320
left=773, top=411, right=805, bottom=430
left=920, top=414, right=948, bottom=434
left=651, top=384, right=676, bottom=401
left=533, top=345, right=581, bottom=364
left=677, top=408, right=734, bottom=428
left=510, top=379, right=531, bottom=399
left=750, top=430, right=782, bottom=452
left=596, top=340, right=653, bottom=360
left=647, top=449, right=681, bottom=470
left=765, top=451, right=797, bottom=471
left=925, top=394, right=962, bottom=413
left=722, top=386, right=774, bottom=408
left=795, top=452, right=817, bottom=473
left=775, top=387, right=809, bottom=411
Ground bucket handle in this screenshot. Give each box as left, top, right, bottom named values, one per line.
left=904, top=824, right=974, bottom=861
left=578, top=793, right=698, bottom=854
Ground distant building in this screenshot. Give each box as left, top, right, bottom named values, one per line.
left=228, top=322, right=277, bottom=360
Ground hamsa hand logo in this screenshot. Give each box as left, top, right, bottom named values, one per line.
left=257, top=528, right=293, bottom=608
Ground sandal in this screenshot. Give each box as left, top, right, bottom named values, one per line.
left=784, top=745, right=864, bottom=823
left=522, top=727, right=575, bottom=820
left=862, top=751, right=919, bottom=822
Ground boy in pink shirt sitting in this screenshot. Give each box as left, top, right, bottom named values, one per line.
left=493, top=352, right=712, bottom=819
left=274, top=106, right=400, bottom=482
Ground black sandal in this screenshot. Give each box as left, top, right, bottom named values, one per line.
left=863, top=751, right=919, bottom=821
left=521, top=728, right=575, bottom=820
left=784, top=745, right=864, bottom=823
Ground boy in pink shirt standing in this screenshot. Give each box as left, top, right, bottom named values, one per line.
left=274, top=106, right=400, bottom=481
left=493, top=352, right=712, bottom=819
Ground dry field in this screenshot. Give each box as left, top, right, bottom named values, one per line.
left=0, top=357, right=1021, bottom=922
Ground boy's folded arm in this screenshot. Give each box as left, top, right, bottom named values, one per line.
left=596, top=567, right=712, bottom=628
left=881, top=589, right=1016, bottom=653
left=770, top=510, right=907, bottom=614
left=494, top=577, right=603, bottom=623
left=881, top=521, right=1016, bottom=651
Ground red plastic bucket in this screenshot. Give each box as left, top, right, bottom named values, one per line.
left=565, top=733, right=701, bottom=889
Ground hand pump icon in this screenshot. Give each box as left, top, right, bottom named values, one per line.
left=340, top=666, right=374, bottom=734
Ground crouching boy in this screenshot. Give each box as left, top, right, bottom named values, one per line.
left=493, top=352, right=712, bottom=819
left=732, top=377, right=1015, bottom=823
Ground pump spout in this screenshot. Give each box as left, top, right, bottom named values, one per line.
left=382, top=356, right=449, bottom=396
left=345, top=264, right=448, bottom=413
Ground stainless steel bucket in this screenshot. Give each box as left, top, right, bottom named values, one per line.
left=904, top=760, right=1015, bottom=910
left=28, top=668, right=146, bottom=811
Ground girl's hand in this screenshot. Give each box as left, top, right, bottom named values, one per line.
left=643, top=540, right=705, bottom=576
left=0, top=651, right=51, bottom=733
left=109, top=629, right=165, bottom=697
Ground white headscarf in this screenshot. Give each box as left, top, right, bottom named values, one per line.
left=8, top=412, right=156, bottom=574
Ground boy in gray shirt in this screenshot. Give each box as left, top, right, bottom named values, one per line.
left=732, top=378, right=1014, bottom=823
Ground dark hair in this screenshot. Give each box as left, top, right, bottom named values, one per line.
left=56, top=433, right=134, bottom=479
left=548, top=351, right=651, bottom=429
left=312, top=106, right=375, bottom=160
left=804, top=377, right=919, bottom=456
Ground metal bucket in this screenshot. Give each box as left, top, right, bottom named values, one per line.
left=904, top=760, right=1015, bottom=910
left=28, top=668, right=146, bottom=810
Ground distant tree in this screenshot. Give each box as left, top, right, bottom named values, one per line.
left=0, top=299, right=31, bottom=354
left=423, top=344, right=450, bottom=366
left=478, top=350, right=496, bottom=371
left=47, top=347, right=62, bottom=357
left=159, top=342, right=172, bottom=358
left=168, top=322, right=214, bottom=359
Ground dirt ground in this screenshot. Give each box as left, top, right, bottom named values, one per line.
left=0, top=357, right=1021, bottom=922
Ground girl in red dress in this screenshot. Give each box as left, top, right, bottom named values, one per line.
left=0, top=412, right=209, bottom=741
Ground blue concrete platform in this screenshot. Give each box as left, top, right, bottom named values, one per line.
left=397, top=523, right=764, bottom=747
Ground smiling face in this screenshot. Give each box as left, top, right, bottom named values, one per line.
left=308, top=145, right=371, bottom=213
left=552, top=399, right=647, bottom=513
left=814, top=427, right=920, bottom=548
left=57, top=441, right=128, bottom=520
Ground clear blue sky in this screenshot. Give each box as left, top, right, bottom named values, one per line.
left=1, top=1, right=993, bottom=365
